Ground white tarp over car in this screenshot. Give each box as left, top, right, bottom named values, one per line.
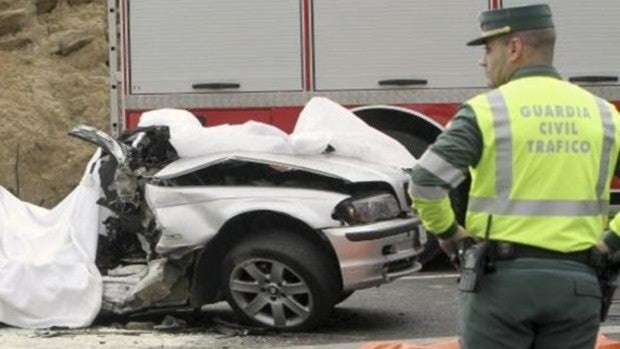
left=0, top=97, right=416, bottom=328
left=139, top=97, right=415, bottom=168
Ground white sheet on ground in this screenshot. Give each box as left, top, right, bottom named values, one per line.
left=0, top=153, right=102, bottom=328
left=0, top=97, right=415, bottom=328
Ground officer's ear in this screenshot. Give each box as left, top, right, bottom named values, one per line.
left=507, top=36, right=524, bottom=63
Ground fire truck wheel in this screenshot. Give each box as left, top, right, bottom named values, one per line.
left=221, top=229, right=339, bottom=331
left=382, top=130, right=429, bottom=158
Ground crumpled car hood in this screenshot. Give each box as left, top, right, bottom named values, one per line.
left=153, top=151, right=412, bottom=184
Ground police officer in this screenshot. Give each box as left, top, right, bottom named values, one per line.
left=409, top=4, right=620, bottom=349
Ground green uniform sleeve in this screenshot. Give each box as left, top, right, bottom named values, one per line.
left=428, top=105, right=483, bottom=169
left=412, top=196, right=458, bottom=238
left=605, top=165, right=620, bottom=252
left=603, top=230, right=620, bottom=253
left=409, top=105, right=482, bottom=238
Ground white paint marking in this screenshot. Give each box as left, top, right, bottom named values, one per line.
left=401, top=273, right=459, bottom=280
left=601, top=325, right=620, bottom=334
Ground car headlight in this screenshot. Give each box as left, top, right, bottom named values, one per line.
left=333, top=193, right=401, bottom=225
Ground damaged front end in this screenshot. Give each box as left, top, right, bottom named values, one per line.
left=70, top=125, right=192, bottom=314
left=70, top=123, right=427, bottom=329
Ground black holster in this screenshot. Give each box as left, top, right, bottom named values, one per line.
left=458, top=239, right=490, bottom=293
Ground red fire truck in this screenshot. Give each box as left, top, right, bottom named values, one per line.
left=107, top=0, right=620, bottom=209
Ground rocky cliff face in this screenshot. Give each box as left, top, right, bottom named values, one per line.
left=0, top=0, right=108, bottom=206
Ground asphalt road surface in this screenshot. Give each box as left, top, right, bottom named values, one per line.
left=3, top=269, right=620, bottom=349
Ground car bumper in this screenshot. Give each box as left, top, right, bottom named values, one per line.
left=322, top=217, right=422, bottom=291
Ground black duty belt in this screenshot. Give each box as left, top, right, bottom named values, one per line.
left=490, top=241, right=603, bottom=268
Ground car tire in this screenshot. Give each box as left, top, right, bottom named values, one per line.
left=221, top=229, right=339, bottom=331
left=335, top=290, right=355, bottom=305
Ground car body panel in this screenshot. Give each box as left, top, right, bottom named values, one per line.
left=153, top=152, right=412, bottom=209
left=146, top=184, right=349, bottom=255
left=322, top=217, right=421, bottom=290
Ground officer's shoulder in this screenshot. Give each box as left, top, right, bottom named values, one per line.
left=448, top=104, right=478, bottom=128
left=466, top=87, right=502, bottom=106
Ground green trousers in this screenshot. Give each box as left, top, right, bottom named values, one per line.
left=458, top=258, right=601, bottom=349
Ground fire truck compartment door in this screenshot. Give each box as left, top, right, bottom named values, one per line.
left=312, top=0, right=488, bottom=90
left=128, top=0, right=303, bottom=94
left=503, top=0, right=620, bottom=85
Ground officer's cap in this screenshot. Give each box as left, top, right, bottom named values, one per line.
left=467, top=4, right=554, bottom=46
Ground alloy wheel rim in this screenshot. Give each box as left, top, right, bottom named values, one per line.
left=229, top=258, right=313, bottom=328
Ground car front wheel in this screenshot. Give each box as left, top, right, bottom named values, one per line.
left=221, top=229, right=339, bottom=331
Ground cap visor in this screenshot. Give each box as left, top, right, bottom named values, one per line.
left=466, top=36, right=486, bottom=46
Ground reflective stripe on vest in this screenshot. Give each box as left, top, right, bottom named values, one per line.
left=467, top=90, right=616, bottom=217
left=417, top=150, right=466, bottom=188
left=408, top=182, right=449, bottom=200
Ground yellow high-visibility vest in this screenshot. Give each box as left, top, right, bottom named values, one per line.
left=466, top=76, right=620, bottom=252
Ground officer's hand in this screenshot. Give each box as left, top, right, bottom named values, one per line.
left=438, top=239, right=460, bottom=271
left=597, top=240, right=611, bottom=255
left=452, top=225, right=471, bottom=241
left=438, top=225, right=472, bottom=271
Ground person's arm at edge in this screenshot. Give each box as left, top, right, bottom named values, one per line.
left=598, top=103, right=620, bottom=255
left=599, top=157, right=620, bottom=254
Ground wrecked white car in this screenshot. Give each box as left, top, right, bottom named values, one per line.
left=68, top=119, right=428, bottom=331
